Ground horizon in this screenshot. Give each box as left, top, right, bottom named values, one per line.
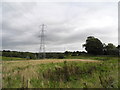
left=1, top=49, right=87, bottom=53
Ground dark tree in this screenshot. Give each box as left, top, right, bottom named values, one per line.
left=83, top=36, right=103, bottom=55
left=103, top=43, right=118, bottom=55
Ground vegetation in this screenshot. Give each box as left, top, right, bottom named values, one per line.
left=1, top=50, right=66, bottom=60
left=1, top=50, right=37, bottom=59
left=2, top=56, right=118, bottom=88
left=83, top=36, right=119, bottom=55
left=103, top=43, right=119, bottom=55
left=83, top=36, right=103, bottom=55
left=1, top=56, right=28, bottom=61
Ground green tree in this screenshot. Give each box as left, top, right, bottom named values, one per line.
left=83, top=36, right=103, bottom=55
left=104, top=43, right=118, bottom=55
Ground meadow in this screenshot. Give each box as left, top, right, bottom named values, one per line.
left=2, top=56, right=119, bottom=88
left=1, top=56, right=27, bottom=61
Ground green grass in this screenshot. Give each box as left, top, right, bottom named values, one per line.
left=65, top=55, right=118, bottom=61
left=1, top=55, right=118, bottom=61
left=2, top=56, right=119, bottom=88
left=1, top=56, right=28, bottom=61
left=36, top=60, right=118, bottom=88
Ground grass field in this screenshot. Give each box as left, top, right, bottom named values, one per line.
left=1, top=56, right=28, bottom=61
left=2, top=56, right=119, bottom=88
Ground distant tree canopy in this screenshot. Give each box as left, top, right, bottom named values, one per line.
left=64, top=51, right=86, bottom=56
left=83, top=36, right=119, bottom=55
left=1, top=50, right=66, bottom=59
left=83, top=36, right=103, bottom=55
left=2, top=50, right=36, bottom=59
left=103, top=43, right=119, bottom=55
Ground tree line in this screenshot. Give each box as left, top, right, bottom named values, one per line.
left=1, top=50, right=87, bottom=59
left=1, top=36, right=119, bottom=59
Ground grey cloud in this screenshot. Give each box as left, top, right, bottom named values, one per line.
left=2, top=2, right=118, bottom=52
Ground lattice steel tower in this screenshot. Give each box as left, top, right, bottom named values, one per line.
left=39, top=24, right=46, bottom=59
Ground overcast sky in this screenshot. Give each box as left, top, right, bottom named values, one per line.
left=1, top=1, right=118, bottom=52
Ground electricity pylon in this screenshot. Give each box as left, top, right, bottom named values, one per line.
left=38, top=24, right=46, bottom=59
